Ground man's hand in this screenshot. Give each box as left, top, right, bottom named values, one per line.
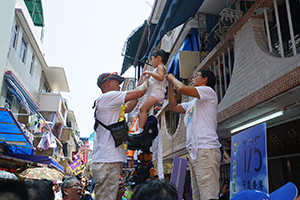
left=166, top=74, right=175, bottom=82
left=135, top=81, right=148, bottom=94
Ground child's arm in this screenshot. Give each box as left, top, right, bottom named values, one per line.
left=142, top=65, right=166, bottom=82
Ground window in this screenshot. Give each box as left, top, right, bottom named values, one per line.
left=19, top=36, right=27, bottom=63
left=268, top=0, right=300, bottom=57
left=12, top=24, right=19, bottom=48
left=43, top=81, right=50, bottom=93
left=30, top=54, right=35, bottom=75
left=165, top=91, right=181, bottom=135
left=5, top=89, right=13, bottom=110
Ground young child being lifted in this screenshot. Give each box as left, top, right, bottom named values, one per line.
left=134, top=49, right=170, bottom=134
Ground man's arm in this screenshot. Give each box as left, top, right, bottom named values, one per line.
left=168, top=81, right=186, bottom=113
left=166, top=74, right=200, bottom=99
left=142, top=65, right=166, bottom=82
left=124, top=81, right=148, bottom=113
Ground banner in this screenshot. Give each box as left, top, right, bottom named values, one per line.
left=230, top=123, right=268, bottom=198
left=68, top=157, right=82, bottom=171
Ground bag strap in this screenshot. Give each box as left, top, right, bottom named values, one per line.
left=93, top=100, right=125, bottom=131
left=95, top=118, right=109, bottom=130
left=93, top=100, right=110, bottom=131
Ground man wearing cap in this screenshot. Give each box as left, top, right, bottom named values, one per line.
left=92, top=72, right=147, bottom=200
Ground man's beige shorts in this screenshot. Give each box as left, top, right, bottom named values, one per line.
left=189, top=148, right=221, bottom=200
left=92, top=162, right=122, bottom=200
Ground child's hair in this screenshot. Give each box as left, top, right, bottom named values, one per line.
left=151, top=49, right=170, bottom=65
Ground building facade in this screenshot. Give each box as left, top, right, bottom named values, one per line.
left=0, top=0, right=80, bottom=174
left=122, top=0, right=300, bottom=196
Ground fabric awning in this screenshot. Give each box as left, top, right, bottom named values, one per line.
left=5, top=70, right=40, bottom=112
left=0, top=108, right=34, bottom=155
left=121, top=21, right=147, bottom=75
left=24, top=0, right=44, bottom=27
left=2, top=152, right=64, bottom=172
left=143, top=0, right=205, bottom=59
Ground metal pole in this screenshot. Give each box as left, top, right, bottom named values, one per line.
left=222, top=52, right=228, bottom=91
left=274, top=0, right=284, bottom=58
left=227, top=47, right=232, bottom=78
left=264, top=9, right=273, bottom=52
left=285, top=0, right=297, bottom=56
left=217, top=57, right=223, bottom=99
left=213, top=61, right=218, bottom=94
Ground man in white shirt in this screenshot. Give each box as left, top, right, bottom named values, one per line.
left=92, top=72, right=147, bottom=200
left=167, top=70, right=221, bottom=200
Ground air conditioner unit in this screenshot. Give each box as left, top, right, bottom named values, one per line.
left=178, top=51, right=200, bottom=79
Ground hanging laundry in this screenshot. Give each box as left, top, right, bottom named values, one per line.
left=36, top=119, right=46, bottom=133
left=27, top=114, right=39, bottom=126
left=49, top=133, right=57, bottom=149
left=37, top=131, right=51, bottom=151
left=53, top=124, right=63, bottom=140
left=48, top=112, right=58, bottom=130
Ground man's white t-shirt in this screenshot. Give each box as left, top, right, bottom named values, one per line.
left=181, top=86, right=221, bottom=159
left=92, top=90, right=127, bottom=163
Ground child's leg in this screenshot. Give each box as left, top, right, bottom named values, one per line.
left=138, top=96, right=158, bottom=129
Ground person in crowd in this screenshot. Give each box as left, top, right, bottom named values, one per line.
left=166, top=70, right=222, bottom=200
left=92, top=72, right=148, bottom=200
left=81, top=176, right=88, bottom=189
left=25, top=179, right=54, bottom=200
left=53, top=180, right=62, bottom=200
left=80, top=193, right=93, bottom=200
left=131, top=179, right=178, bottom=200
left=116, top=181, right=126, bottom=200
left=61, top=176, right=83, bottom=200
left=83, top=183, right=91, bottom=195
left=0, top=178, right=29, bottom=200
left=133, top=49, right=169, bottom=135
left=219, top=180, right=229, bottom=200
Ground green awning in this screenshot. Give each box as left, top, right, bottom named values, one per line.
left=24, top=0, right=44, bottom=27
left=121, top=21, right=146, bottom=75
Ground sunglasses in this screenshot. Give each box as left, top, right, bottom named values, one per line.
left=103, top=72, right=118, bottom=81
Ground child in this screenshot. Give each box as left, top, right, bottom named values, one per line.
left=134, top=49, right=170, bottom=134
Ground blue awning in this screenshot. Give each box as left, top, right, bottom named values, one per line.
left=4, top=70, right=40, bottom=112
left=2, top=152, right=64, bottom=172
left=143, top=0, right=205, bottom=59
left=0, top=108, right=34, bottom=155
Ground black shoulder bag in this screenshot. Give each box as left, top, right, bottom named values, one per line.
left=93, top=106, right=128, bottom=147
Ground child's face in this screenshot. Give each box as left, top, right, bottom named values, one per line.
left=151, top=56, right=159, bottom=68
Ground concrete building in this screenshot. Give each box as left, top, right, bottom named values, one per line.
left=121, top=0, right=300, bottom=197
left=0, top=0, right=80, bottom=173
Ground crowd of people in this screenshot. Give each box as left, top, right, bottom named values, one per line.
left=0, top=174, right=180, bottom=200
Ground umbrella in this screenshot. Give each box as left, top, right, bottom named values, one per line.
left=0, top=170, right=19, bottom=180
left=19, top=167, right=64, bottom=181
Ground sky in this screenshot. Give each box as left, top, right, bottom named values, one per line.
left=41, top=0, right=154, bottom=138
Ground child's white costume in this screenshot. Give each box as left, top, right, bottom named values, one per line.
left=147, top=65, right=167, bottom=102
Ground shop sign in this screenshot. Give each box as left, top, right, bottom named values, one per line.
left=230, top=123, right=268, bottom=198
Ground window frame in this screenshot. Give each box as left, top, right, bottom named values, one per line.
left=19, top=36, right=28, bottom=63
left=12, top=23, right=19, bottom=49
left=30, top=54, right=35, bottom=75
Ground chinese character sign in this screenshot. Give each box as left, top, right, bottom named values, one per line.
left=230, top=123, right=268, bottom=198
left=69, top=157, right=82, bottom=171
